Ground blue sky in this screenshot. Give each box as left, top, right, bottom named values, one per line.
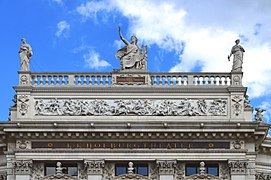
left=0, top=0, right=271, bottom=126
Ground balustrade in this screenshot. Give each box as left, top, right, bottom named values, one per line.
left=29, top=72, right=233, bottom=87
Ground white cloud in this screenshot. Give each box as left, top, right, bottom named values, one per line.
left=55, top=21, right=70, bottom=37
left=76, top=0, right=271, bottom=98
left=83, top=50, right=111, bottom=70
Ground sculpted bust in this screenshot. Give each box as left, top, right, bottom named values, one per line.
left=19, top=38, right=33, bottom=71
left=116, top=26, right=147, bottom=71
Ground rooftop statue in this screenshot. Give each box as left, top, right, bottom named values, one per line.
left=116, top=26, right=147, bottom=71
left=228, top=39, right=245, bottom=72
left=19, top=38, right=33, bottom=71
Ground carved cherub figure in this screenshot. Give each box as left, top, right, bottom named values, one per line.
left=254, top=108, right=265, bottom=121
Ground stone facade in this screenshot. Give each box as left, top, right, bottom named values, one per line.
left=0, top=43, right=271, bottom=180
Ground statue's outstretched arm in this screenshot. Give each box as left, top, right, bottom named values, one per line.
left=118, top=26, right=129, bottom=45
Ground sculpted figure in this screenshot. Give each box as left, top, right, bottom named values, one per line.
left=116, top=26, right=147, bottom=70
left=255, top=108, right=265, bottom=121
left=19, top=38, right=33, bottom=71
left=228, top=39, right=245, bottom=72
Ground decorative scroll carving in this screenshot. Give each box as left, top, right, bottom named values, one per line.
left=219, top=162, right=230, bottom=180
left=184, top=174, right=221, bottom=180
left=34, top=98, right=227, bottom=116
left=149, top=162, right=158, bottom=180
left=78, top=163, right=87, bottom=180
left=31, top=162, right=44, bottom=180
left=114, top=174, right=149, bottom=180
left=255, top=172, right=271, bottom=180
left=43, top=174, right=78, bottom=180
left=84, top=160, right=105, bottom=175
left=16, top=140, right=31, bottom=150
left=156, top=160, right=177, bottom=175
left=232, top=96, right=242, bottom=116
left=103, top=162, right=114, bottom=180
left=12, top=159, right=33, bottom=175
left=231, top=140, right=244, bottom=150
left=0, top=174, right=7, bottom=180
left=228, top=160, right=248, bottom=175
left=18, top=95, right=29, bottom=116
left=175, top=163, right=185, bottom=180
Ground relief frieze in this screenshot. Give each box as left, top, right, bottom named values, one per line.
left=34, top=98, right=227, bottom=116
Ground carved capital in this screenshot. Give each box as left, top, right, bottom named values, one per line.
left=0, top=174, right=7, bottom=180
left=84, top=159, right=105, bottom=175
left=255, top=172, right=271, bottom=180
left=156, top=160, right=176, bottom=175
left=228, top=160, right=248, bottom=175
left=12, top=159, right=33, bottom=175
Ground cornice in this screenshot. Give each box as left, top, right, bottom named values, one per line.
left=13, top=85, right=233, bottom=94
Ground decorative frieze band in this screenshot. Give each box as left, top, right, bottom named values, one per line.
left=84, top=159, right=105, bottom=175
left=34, top=98, right=227, bottom=116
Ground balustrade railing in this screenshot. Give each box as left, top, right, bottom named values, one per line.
left=30, top=72, right=232, bottom=87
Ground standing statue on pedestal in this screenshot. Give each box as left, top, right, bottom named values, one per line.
left=19, top=38, right=33, bottom=71
left=116, top=26, right=147, bottom=70
left=228, top=39, right=245, bottom=72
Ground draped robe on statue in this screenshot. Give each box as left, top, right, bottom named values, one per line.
left=116, top=43, right=141, bottom=70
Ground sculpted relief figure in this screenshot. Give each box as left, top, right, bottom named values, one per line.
left=19, top=38, right=33, bottom=71
left=116, top=26, right=147, bottom=70
left=228, top=39, right=245, bottom=72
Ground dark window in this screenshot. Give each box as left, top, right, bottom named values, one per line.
left=45, top=163, right=78, bottom=177
left=185, top=163, right=219, bottom=176
left=115, top=163, right=148, bottom=176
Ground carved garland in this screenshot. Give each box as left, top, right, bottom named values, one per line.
left=34, top=98, right=227, bottom=116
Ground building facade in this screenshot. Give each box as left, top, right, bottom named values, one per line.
left=0, top=38, right=271, bottom=180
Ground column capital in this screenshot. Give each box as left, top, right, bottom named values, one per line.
left=84, top=159, right=105, bottom=175
left=156, top=160, right=177, bottom=175
left=228, top=160, right=248, bottom=175
left=12, top=159, right=33, bottom=175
